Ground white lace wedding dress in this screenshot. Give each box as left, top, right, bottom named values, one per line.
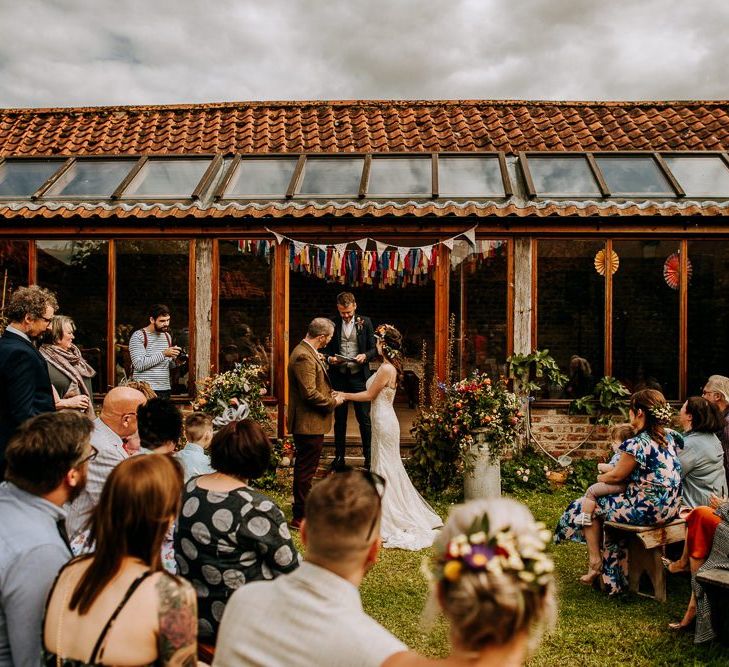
left=368, top=370, right=443, bottom=550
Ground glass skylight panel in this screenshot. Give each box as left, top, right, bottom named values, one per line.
left=438, top=157, right=505, bottom=196
left=596, top=156, right=674, bottom=196
left=663, top=156, right=729, bottom=197
left=528, top=156, right=601, bottom=197
left=297, top=157, right=363, bottom=196
left=44, top=159, right=134, bottom=198
left=122, top=158, right=211, bottom=198
left=0, top=159, right=63, bottom=197
left=223, top=158, right=297, bottom=198
left=367, top=157, right=431, bottom=196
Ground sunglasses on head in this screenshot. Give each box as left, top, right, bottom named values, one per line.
left=334, top=466, right=386, bottom=542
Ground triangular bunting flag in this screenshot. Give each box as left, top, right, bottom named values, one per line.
left=442, top=237, right=455, bottom=250
left=265, top=227, right=286, bottom=245
left=421, top=245, right=435, bottom=262
left=293, top=240, right=307, bottom=254
left=355, top=238, right=369, bottom=252
left=334, top=243, right=348, bottom=254
left=375, top=241, right=388, bottom=255
left=462, top=226, right=477, bottom=247
left=398, top=246, right=410, bottom=263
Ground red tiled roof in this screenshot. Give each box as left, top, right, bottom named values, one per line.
left=1, top=100, right=727, bottom=157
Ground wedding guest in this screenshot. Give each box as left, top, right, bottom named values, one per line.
left=0, top=411, right=93, bottom=667
left=702, top=375, right=729, bottom=483
left=385, top=498, right=556, bottom=667
left=214, top=469, right=406, bottom=667
left=137, top=398, right=183, bottom=454
left=40, top=315, right=96, bottom=418
left=121, top=378, right=158, bottom=400
left=176, top=412, right=214, bottom=481
left=42, top=455, right=197, bottom=665
left=175, top=419, right=299, bottom=642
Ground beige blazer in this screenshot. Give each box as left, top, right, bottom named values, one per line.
left=287, top=341, right=337, bottom=435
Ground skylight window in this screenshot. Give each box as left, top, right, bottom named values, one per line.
left=595, top=156, right=674, bottom=196
left=367, top=157, right=431, bottom=197
left=438, top=156, right=505, bottom=197
left=44, top=159, right=135, bottom=198
left=0, top=159, right=64, bottom=197
left=121, top=158, right=211, bottom=198
left=527, top=156, right=601, bottom=197
left=297, top=157, right=363, bottom=197
left=223, top=158, right=298, bottom=198
left=663, top=156, right=729, bottom=197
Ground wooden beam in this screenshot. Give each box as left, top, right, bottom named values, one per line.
left=192, top=239, right=214, bottom=391
left=506, top=238, right=514, bottom=358
left=434, top=245, right=450, bottom=381
left=210, top=238, right=220, bottom=374
left=604, top=239, right=613, bottom=377
left=106, top=239, right=116, bottom=390
left=679, top=239, right=688, bottom=401
left=513, top=238, right=533, bottom=354
left=272, top=241, right=290, bottom=437
left=27, top=240, right=37, bottom=285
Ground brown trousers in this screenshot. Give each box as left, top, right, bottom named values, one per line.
left=292, top=433, right=324, bottom=521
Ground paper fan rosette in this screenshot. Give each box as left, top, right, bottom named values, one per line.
left=594, top=249, right=619, bottom=276
left=663, top=253, right=693, bottom=290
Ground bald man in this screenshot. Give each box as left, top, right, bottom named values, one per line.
left=67, top=386, right=147, bottom=538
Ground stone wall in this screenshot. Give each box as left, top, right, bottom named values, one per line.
left=529, top=406, right=611, bottom=459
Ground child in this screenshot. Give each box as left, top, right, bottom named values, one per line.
left=575, top=423, right=636, bottom=526
left=176, top=411, right=214, bottom=481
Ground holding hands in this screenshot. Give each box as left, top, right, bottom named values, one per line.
left=709, top=493, right=727, bottom=509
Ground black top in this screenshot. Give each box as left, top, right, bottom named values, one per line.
left=322, top=315, right=377, bottom=382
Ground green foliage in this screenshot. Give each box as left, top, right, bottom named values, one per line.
left=570, top=376, right=630, bottom=425
left=255, top=437, right=288, bottom=490
left=507, top=349, right=568, bottom=396
left=193, top=362, right=270, bottom=425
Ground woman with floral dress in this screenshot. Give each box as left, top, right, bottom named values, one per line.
left=554, top=389, right=683, bottom=594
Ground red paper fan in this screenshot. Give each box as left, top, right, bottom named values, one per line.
left=663, top=253, right=693, bottom=290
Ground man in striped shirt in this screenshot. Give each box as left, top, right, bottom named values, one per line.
left=128, top=304, right=182, bottom=399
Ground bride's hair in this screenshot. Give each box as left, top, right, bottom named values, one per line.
left=374, top=324, right=403, bottom=381
left=424, top=498, right=557, bottom=657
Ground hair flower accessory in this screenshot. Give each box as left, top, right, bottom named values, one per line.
left=649, top=403, right=674, bottom=425
left=374, top=323, right=402, bottom=359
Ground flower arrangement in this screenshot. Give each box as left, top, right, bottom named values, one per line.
left=193, top=362, right=269, bottom=426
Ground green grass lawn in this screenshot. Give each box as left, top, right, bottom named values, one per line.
left=270, top=482, right=729, bottom=666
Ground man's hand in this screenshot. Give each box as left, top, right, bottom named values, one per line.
left=354, top=354, right=367, bottom=364
left=709, top=493, right=727, bottom=509
left=327, top=355, right=344, bottom=365
left=163, top=346, right=181, bottom=358
left=333, top=391, right=345, bottom=406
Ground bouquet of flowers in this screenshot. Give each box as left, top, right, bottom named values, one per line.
left=193, top=362, right=269, bottom=426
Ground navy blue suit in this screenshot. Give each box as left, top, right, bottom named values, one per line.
left=0, top=329, right=55, bottom=464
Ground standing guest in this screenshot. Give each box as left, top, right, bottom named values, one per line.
left=323, top=292, right=377, bottom=470
left=42, top=455, right=197, bottom=666
left=176, top=419, right=299, bottom=642
left=128, top=304, right=182, bottom=400
left=66, top=386, right=147, bottom=539
left=137, top=398, right=183, bottom=454
left=40, top=315, right=96, bottom=418
left=677, top=396, right=727, bottom=509
left=0, top=285, right=58, bottom=474
left=214, top=469, right=406, bottom=667
left=702, top=374, right=729, bottom=483
left=176, top=412, right=214, bottom=481
left=288, top=318, right=343, bottom=529
left=0, top=411, right=93, bottom=667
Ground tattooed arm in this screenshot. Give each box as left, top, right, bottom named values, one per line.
left=157, top=572, right=198, bottom=667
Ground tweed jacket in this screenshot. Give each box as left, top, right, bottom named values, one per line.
left=287, top=341, right=337, bottom=435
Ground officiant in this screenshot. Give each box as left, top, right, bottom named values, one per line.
left=324, top=292, right=377, bottom=471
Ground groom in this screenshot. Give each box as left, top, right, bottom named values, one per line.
left=323, top=292, right=377, bottom=471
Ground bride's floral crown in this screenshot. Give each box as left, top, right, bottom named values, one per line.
left=433, top=514, right=554, bottom=589
left=374, top=324, right=402, bottom=359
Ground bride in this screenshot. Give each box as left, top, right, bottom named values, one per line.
left=339, top=324, right=442, bottom=550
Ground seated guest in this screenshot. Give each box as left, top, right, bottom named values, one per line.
left=40, top=315, right=96, bottom=418
left=176, top=419, right=299, bottom=642
left=66, top=386, right=147, bottom=539
left=385, top=498, right=556, bottom=667
left=701, top=375, right=729, bottom=483
left=43, top=455, right=197, bottom=665
left=176, top=412, right=214, bottom=481
left=137, top=398, right=183, bottom=454
left=0, top=411, right=93, bottom=667
left=677, top=396, right=727, bottom=508
left=214, top=469, right=406, bottom=666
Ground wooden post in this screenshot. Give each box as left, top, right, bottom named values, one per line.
left=272, top=241, right=290, bottom=437
left=106, top=240, right=116, bottom=390
left=435, top=245, right=451, bottom=381
left=513, top=238, right=533, bottom=355
left=193, top=239, right=214, bottom=391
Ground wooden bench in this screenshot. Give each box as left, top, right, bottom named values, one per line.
left=604, top=518, right=686, bottom=602
left=696, top=568, right=729, bottom=644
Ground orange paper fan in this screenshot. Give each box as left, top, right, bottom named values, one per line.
left=594, top=249, right=619, bottom=276
left=663, top=253, right=693, bottom=290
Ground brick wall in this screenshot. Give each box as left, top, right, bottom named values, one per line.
left=529, top=406, right=611, bottom=459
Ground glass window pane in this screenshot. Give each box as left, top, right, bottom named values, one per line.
left=219, top=241, right=273, bottom=388
left=688, top=241, right=729, bottom=395
left=449, top=239, right=508, bottom=380
left=613, top=240, right=680, bottom=399
left=297, top=158, right=363, bottom=196
left=0, top=240, right=29, bottom=295
left=122, top=159, right=210, bottom=198
left=528, top=156, right=601, bottom=196
left=224, top=159, right=297, bottom=197
left=368, top=158, right=431, bottom=196
left=664, top=156, right=729, bottom=197
left=537, top=240, right=605, bottom=398
left=37, top=240, right=109, bottom=392
left=0, top=160, right=64, bottom=197
left=596, top=156, right=674, bottom=196
left=44, top=159, right=135, bottom=198
left=438, top=157, right=505, bottom=196
left=116, top=240, right=190, bottom=394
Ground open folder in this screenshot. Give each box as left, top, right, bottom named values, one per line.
left=334, top=353, right=358, bottom=362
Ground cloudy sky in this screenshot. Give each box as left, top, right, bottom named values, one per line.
left=1, top=0, right=726, bottom=108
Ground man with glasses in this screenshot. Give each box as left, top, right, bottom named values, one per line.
left=0, top=411, right=93, bottom=667
left=0, top=285, right=58, bottom=476
left=702, top=375, right=729, bottom=482
left=215, top=470, right=407, bottom=667
left=67, top=386, right=147, bottom=538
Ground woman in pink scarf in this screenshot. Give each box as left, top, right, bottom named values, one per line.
left=40, top=315, right=96, bottom=418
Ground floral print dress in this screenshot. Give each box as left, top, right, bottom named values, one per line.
left=554, top=430, right=683, bottom=594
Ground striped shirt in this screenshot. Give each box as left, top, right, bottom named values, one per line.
left=128, top=328, right=174, bottom=391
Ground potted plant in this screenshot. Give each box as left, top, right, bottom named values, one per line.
left=569, top=376, right=630, bottom=425
left=507, top=349, right=568, bottom=398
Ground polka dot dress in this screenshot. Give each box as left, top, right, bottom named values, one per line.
left=175, top=478, right=300, bottom=640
